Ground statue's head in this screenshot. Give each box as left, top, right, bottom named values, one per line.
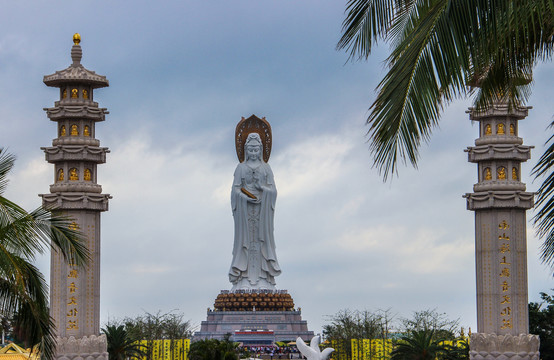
left=245, top=133, right=263, bottom=161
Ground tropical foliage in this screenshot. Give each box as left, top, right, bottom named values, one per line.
left=532, top=132, right=554, bottom=272
left=0, top=148, right=89, bottom=360
left=391, top=329, right=447, bottom=360
left=323, top=309, right=394, bottom=341
left=188, top=335, right=238, bottom=360
left=338, top=0, right=554, bottom=271
left=442, top=338, right=469, bottom=360
left=121, top=310, right=195, bottom=341
left=401, top=309, right=459, bottom=341
left=323, top=309, right=394, bottom=359
left=104, top=311, right=194, bottom=360
left=323, top=309, right=466, bottom=359
left=337, top=0, right=554, bottom=179
left=528, top=290, right=554, bottom=360
left=102, top=324, right=146, bottom=360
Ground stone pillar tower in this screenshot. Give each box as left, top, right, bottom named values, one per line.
left=40, top=34, right=110, bottom=360
left=464, top=102, right=540, bottom=360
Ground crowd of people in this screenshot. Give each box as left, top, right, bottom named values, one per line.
left=239, top=345, right=305, bottom=359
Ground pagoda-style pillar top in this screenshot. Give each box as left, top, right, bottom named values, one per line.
left=466, top=101, right=531, bottom=121
left=43, top=34, right=109, bottom=89
left=40, top=33, right=110, bottom=212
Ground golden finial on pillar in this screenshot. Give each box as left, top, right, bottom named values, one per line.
left=73, top=33, right=81, bottom=45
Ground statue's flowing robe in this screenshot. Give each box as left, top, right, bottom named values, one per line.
left=229, top=161, right=281, bottom=287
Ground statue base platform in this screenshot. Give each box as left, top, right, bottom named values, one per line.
left=194, top=290, right=314, bottom=344
left=54, top=334, right=109, bottom=360
left=469, top=333, right=540, bottom=360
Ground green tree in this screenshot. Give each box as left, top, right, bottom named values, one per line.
left=102, top=324, right=146, bottom=360
left=532, top=135, right=554, bottom=273
left=337, top=0, right=554, bottom=270
left=188, top=336, right=238, bottom=360
left=337, top=0, right=553, bottom=178
left=0, top=148, right=89, bottom=359
left=529, top=290, right=554, bottom=360
left=110, top=311, right=195, bottom=360
left=391, top=329, right=447, bottom=360
left=442, top=338, right=469, bottom=360
left=399, top=310, right=468, bottom=359
left=401, top=309, right=459, bottom=341
left=122, top=310, right=195, bottom=340
left=323, top=309, right=393, bottom=340
left=323, top=309, right=393, bottom=359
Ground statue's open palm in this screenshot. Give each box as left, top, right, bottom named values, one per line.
left=296, top=336, right=334, bottom=360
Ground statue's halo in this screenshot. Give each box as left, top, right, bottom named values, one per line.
left=235, top=114, right=272, bottom=163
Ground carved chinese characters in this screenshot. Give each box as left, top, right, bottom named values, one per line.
left=67, top=222, right=80, bottom=331
left=498, top=220, right=512, bottom=330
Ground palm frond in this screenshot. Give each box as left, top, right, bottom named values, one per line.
left=338, top=0, right=554, bottom=180
left=0, top=149, right=91, bottom=359
left=0, top=256, right=55, bottom=360
left=0, top=198, right=89, bottom=267
left=368, top=0, right=472, bottom=179
left=532, top=123, right=554, bottom=272
left=0, top=149, right=15, bottom=196
left=103, top=325, right=146, bottom=360
left=391, top=329, right=447, bottom=360
left=337, top=0, right=415, bottom=60
left=30, top=207, right=90, bottom=267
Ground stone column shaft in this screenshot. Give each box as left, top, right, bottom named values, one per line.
left=474, top=208, right=529, bottom=335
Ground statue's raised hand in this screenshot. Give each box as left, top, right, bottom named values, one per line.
left=296, top=336, right=334, bottom=360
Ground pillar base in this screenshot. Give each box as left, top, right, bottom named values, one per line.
left=469, top=333, right=540, bottom=360
left=54, top=334, right=108, bottom=360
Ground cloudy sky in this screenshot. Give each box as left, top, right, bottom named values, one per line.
left=1, top=1, right=553, bottom=335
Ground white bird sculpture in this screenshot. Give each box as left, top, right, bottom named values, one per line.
left=296, top=336, right=334, bottom=360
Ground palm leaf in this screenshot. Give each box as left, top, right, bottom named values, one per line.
left=337, top=0, right=414, bottom=60
left=0, top=256, right=55, bottom=360
left=338, top=0, right=554, bottom=179
left=0, top=149, right=15, bottom=195
left=391, top=329, right=447, bottom=360
left=0, top=148, right=91, bottom=360
left=368, top=0, right=470, bottom=179
left=532, top=122, right=554, bottom=272
left=103, top=325, right=146, bottom=360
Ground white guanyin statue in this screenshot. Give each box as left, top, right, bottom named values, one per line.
left=229, top=131, right=281, bottom=290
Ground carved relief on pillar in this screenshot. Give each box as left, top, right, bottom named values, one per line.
left=469, top=333, right=539, bottom=360
left=54, top=335, right=109, bottom=360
